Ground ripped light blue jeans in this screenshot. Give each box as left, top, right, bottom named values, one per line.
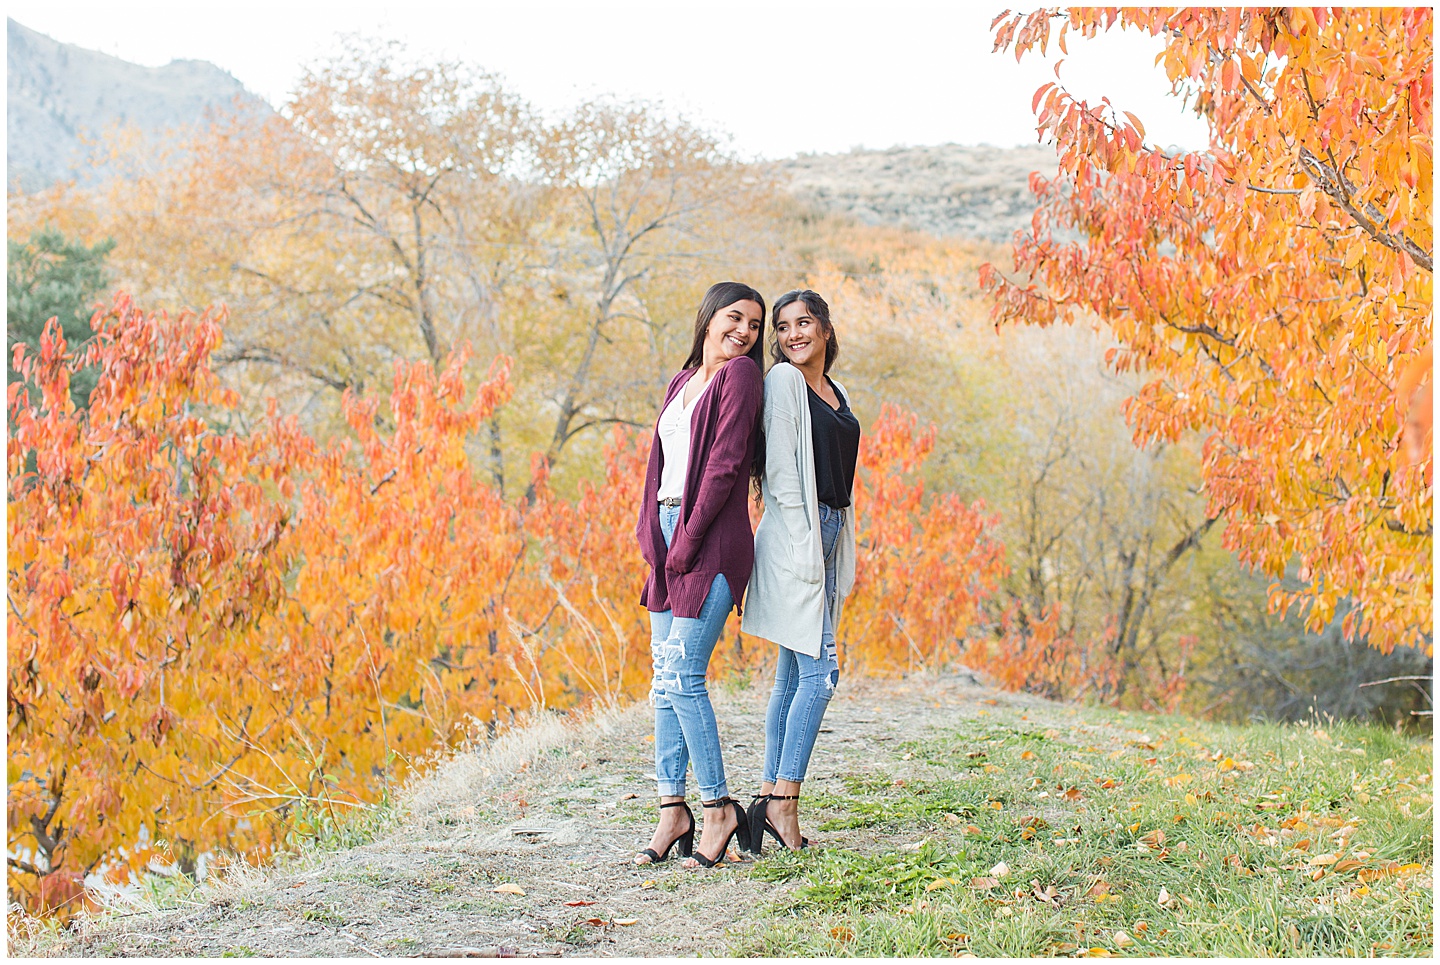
left=763, top=502, right=844, bottom=784
left=650, top=503, right=732, bottom=801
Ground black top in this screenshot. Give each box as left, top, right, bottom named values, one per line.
left=807, top=377, right=861, bottom=509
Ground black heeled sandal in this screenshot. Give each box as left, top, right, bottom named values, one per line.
left=754, top=793, right=809, bottom=855
left=634, top=800, right=695, bottom=865
left=688, top=797, right=750, bottom=868
left=743, top=794, right=769, bottom=855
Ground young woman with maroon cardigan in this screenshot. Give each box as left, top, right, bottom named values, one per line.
left=633, top=282, right=766, bottom=869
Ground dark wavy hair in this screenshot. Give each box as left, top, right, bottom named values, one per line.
left=680, top=281, right=767, bottom=489
left=770, top=289, right=839, bottom=374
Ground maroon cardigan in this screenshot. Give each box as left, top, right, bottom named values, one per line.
left=636, top=356, right=763, bottom=618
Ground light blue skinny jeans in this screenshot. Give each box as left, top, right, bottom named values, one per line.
left=650, top=503, right=732, bottom=801
left=763, top=502, right=844, bottom=784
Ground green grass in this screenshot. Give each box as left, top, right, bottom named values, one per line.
left=737, top=708, right=1433, bottom=957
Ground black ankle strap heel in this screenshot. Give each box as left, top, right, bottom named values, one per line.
left=689, top=797, right=751, bottom=867
left=634, top=800, right=695, bottom=865
left=755, top=793, right=809, bottom=854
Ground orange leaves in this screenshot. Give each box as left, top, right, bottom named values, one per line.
left=6, top=294, right=646, bottom=916
left=840, top=404, right=1007, bottom=676
left=985, top=8, right=1433, bottom=652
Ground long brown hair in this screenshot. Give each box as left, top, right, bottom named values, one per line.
left=680, top=282, right=767, bottom=490
left=770, top=289, right=839, bottom=374
left=682, top=282, right=767, bottom=370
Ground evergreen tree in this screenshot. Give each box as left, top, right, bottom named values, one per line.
left=8, top=228, right=116, bottom=408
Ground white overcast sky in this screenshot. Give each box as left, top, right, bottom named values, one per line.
left=8, top=1, right=1211, bottom=159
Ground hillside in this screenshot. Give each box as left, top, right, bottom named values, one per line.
left=776, top=143, right=1059, bottom=243
left=7, top=18, right=1054, bottom=243
left=6, top=18, right=265, bottom=191
left=15, top=674, right=1431, bottom=957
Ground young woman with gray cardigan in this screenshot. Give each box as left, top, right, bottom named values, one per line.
left=742, top=289, right=860, bottom=853
left=633, top=282, right=766, bottom=869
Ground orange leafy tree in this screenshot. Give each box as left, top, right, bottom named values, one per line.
left=5, top=294, right=608, bottom=914
left=840, top=405, right=1009, bottom=675
left=982, top=7, right=1432, bottom=651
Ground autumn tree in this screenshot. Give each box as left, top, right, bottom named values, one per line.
left=983, top=7, right=1432, bottom=651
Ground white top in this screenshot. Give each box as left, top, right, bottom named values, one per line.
left=656, top=380, right=705, bottom=500
left=741, top=363, right=857, bottom=657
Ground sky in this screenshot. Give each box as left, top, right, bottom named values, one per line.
left=8, top=1, right=1212, bottom=160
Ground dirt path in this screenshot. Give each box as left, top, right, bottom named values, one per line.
left=28, top=672, right=1094, bottom=958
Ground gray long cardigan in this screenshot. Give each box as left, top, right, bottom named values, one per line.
left=741, top=362, right=857, bottom=657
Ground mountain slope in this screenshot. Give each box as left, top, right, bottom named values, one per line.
left=777, top=142, right=1059, bottom=244
left=7, top=18, right=266, bottom=191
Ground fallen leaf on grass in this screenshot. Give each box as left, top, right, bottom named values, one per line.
left=1308, top=853, right=1339, bottom=866
left=970, top=876, right=1000, bottom=891
left=1086, top=879, right=1111, bottom=898
left=1021, top=750, right=1037, bottom=761
left=1043, top=729, right=1060, bottom=739
left=926, top=877, right=957, bottom=892
left=990, top=861, right=1011, bottom=877
left=584, top=918, right=606, bottom=926
left=614, top=918, right=638, bottom=926
left=1139, top=829, right=1166, bottom=849
left=564, top=900, right=597, bottom=907
left=1030, top=882, right=1060, bottom=903
left=1164, top=773, right=1193, bottom=787
left=493, top=883, right=525, bottom=895
left=1063, top=787, right=1084, bottom=802
left=640, top=880, right=655, bottom=889
left=1084, top=947, right=1114, bottom=957
left=1112, top=930, right=1134, bottom=947
left=1096, top=778, right=1121, bottom=790
left=830, top=926, right=854, bottom=942
left=618, top=793, right=638, bottom=802
left=1359, top=862, right=1424, bottom=882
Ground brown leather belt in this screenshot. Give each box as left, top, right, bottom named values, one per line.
left=658, top=497, right=682, bottom=508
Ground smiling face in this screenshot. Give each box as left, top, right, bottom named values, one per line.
left=703, top=298, right=764, bottom=363
left=774, top=298, right=829, bottom=369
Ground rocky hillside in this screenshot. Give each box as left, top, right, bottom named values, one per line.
left=8, top=18, right=1055, bottom=243
left=7, top=18, right=265, bottom=191
left=776, top=142, right=1059, bottom=244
